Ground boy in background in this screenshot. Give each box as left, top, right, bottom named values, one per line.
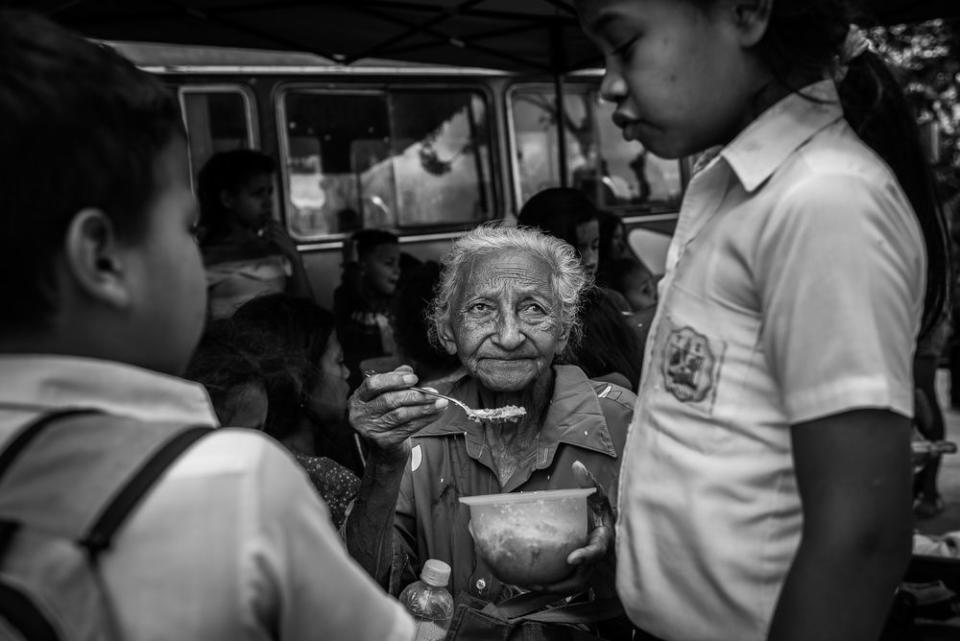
left=0, top=11, right=416, bottom=640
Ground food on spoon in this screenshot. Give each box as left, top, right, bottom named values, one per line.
left=467, top=405, right=526, bottom=422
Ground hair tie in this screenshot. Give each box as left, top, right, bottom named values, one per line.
left=835, top=25, right=870, bottom=82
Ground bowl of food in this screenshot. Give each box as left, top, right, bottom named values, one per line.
left=459, top=488, right=595, bottom=587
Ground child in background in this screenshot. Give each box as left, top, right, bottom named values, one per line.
left=576, top=1, right=950, bottom=640
left=0, top=10, right=412, bottom=640
left=186, top=316, right=360, bottom=528
left=234, top=293, right=366, bottom=475
left=596, top=209, right=632, bottom=289
left=334, top=229, right=402, bottom=388
left=198, top=150, right=313, bottom=318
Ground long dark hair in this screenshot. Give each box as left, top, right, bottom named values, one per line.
left=707, top=0, right=950, bottom=337
left=565, top=286, right=643, bottom=389
left=518, top=187, right=599, bottom=255
left=233, top=294, right=336, bottom=437
left=185, top=318, right=304, bottom=428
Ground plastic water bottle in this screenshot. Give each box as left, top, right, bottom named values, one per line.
left=399, top=559, right=455, bottom=641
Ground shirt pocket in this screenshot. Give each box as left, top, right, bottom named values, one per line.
left=648, top=282, right=759, bottom=438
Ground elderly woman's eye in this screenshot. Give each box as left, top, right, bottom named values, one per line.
left=522, top=302, right=547, bottom=315
left=468, top=302, right=493, bottom=313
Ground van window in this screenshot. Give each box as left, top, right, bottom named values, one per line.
left=509, top=83, right=682, bottom=213
left=279, top=88, right=494, bottom=239
left=179, top=86, right=257, bottom=184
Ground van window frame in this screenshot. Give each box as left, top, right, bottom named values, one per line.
left=505, top=78, right=685, bottom=219
left=177, top=84, right=259, bottom=188
left=274, top=80, right=499, bottom=243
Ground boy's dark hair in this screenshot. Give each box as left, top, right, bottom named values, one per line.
left=197, top=149, right=276, bottom=245
left=518, top=187, right=599, bottom=252
left=565, top=286, right=643, bottom=389
left=692, top=0, right=950, bottom=338
left=353, top=228, right=399, bottom=261
left=0, top=10, right=184, bottom=331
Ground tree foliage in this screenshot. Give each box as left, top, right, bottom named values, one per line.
left=869, top=19, right=960, bottom=202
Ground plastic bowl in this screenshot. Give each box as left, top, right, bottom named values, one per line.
left=459, top=488, right=595, bottom=587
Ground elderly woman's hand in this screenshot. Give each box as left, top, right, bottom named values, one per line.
left=349, top=365, right=448, bottom=462
left=529, top=461, right=616, bottom=594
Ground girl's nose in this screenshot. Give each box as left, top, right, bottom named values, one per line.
left=600, top=63, right=627, bottom=104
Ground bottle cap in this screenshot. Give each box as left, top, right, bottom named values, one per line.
left=420, top=559, right=451, bottom=587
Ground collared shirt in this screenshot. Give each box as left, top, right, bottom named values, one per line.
left=206, top=254, right=292, bottom=319
left=0, top=355, right=413, bottom=641
left=616, top=81, right=924, bottom=641
left=394, top=365, right=634, bottom=600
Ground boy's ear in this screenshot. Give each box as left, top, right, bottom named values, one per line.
left=437, top=320, right=458, bottom=355
left=729, top=0, right=772, bottom=47
left=63, top=208, right=133, bottom=310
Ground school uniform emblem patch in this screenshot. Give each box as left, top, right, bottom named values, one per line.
left=662, top=326, right=717, bottom=403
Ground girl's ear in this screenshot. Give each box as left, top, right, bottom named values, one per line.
left=219, top=188, right=235, bottom=211
left=729, top=0, right=773, bottom=47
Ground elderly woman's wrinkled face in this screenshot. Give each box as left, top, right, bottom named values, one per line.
left=443, top=250, right=564, bottom=392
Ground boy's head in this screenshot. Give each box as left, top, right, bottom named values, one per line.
left=354, top=229, right=400, bottom=297
left=197, top=150, right=276, bottom=242
left=0, top=11, right=205, bottom=375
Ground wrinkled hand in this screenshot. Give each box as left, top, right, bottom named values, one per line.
left=529, top=461, right=615, bottom=594
left=349, top=365, right=448, bottom=461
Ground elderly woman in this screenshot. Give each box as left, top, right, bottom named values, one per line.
left=344, top=225, right=635, bottom=614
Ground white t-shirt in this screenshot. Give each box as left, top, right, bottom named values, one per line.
left=0, top=355, right=414, bottom=641
left=615, top=81, right=924, bottom=641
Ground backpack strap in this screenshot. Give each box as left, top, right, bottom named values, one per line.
left=80, top=426, right=211, bottom=555
left=0, top=412, right=212, bottom=641
left=0, top=581, right=61, bottom=641
left=0, top=412, right=212, bottom=545
left=0, top=409, right=102, bottom=562
left=0, top=409, right=102, bottom=485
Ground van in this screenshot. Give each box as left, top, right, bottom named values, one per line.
left=114, top=42, right=684, bottom=308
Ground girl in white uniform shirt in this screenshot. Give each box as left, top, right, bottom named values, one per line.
left=575, top=1, right=949, bottom=641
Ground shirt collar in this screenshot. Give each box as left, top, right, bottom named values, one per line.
left=721, top=80, right=844, bottom=193
left=418, top=365, right=617, bottom=459
left=0, top=355, right=219, bottom=425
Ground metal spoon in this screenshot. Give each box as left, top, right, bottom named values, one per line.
left=409, top=386, right=526, bottom=423
left=362, top=370, right=525, bottom=423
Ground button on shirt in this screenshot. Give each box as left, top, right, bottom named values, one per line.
left=0, top=355, right=413, bottom=641
left=394, top=365, right=634, bottom=600
left=616, top=81, right=924, bottom=641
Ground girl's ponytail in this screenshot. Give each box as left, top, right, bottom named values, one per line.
left=838, top=45, right=950, bottom=338
left=747, top=0, right=951, bottom=338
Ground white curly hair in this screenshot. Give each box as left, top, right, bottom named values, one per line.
left=428, top=223, right=591, bottom=354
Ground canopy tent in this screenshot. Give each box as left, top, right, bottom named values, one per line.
left=14, top=0, right=960, bottom=73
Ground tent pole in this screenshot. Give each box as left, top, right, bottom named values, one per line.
left=551, top=22, right=569, bottom=188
